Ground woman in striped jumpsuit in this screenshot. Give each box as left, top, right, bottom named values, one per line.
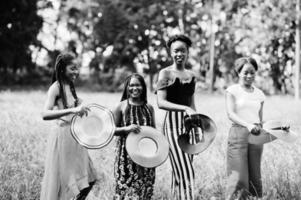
left=156, top=34, right=197, bottom=200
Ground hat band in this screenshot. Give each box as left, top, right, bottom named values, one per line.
left=270, top=127, right=290, bottom=131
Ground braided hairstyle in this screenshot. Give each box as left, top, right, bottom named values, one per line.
left=51, top=52, right=79, bottom=108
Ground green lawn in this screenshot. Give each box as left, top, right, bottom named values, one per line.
left=1, top=90, right=301, bottom=200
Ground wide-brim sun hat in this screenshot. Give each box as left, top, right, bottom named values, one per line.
left=71, top=103, right=115, bottom=149
left=248, top=128, right=276, bottom=145
left=178, top=114, right=217, bottom=155
left=248, top=120, right=298, bottom=145
left=126, top=126, right=169, bottom=168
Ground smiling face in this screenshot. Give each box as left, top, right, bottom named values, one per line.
left=64, top=60, right=79, bottom=83
left=170, top=40, right=189, bottom=66
left=238, top=63, right=256, bottom=87
left=128, top=77, right=143, bottom=100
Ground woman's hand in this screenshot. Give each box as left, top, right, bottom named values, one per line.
left=185, top=107, right=197, bottom=116
left=72, top=105, right=90, bottom=117
left=126, top=124, right=141, bottom=134
left=77, top=98, right=83, bottom=105
left=247, top=124, right=261, bottom=135
left=281, top=124, right=290, bottom=132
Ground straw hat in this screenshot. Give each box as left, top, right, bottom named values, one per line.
left=248, top=120, right=298, bottom=144
left=71, top=104, right=115, bottom=149
left=126, top=126, right=169, bottom=168
left=178, top=114, right=217, bottom=154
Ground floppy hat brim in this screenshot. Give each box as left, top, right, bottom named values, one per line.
left=263, top=120, right=298, bottom=143
left=265, top=129, right=298, bottom=143
left=248, top=129, right=276, bottom=145
left=248, top=120, right=299, bottom=144
left=71, top=103, right=115, bottom=149
left=126, top=126, right=169, bottom=168
left=178, top=114, right=217, bottom=154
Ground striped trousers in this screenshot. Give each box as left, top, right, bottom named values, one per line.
left=163, top=111, right=195, bottom=200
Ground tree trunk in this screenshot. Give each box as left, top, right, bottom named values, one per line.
left=209, top=0, right=216, bottom=92
left=146, top=41, right=154, bottom=92
left=149, top=73, right=154, bottom=92
left=295, top=0, right=300, bottom=100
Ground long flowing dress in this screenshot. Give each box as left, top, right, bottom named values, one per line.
left=114, top=103, right=156, bottom=200
left=156, top=74, right=196, bottom=200
left=40, top=103, right=97, bottom=200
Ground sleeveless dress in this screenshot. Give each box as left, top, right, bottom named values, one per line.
left=156, top=75, right=196, bottom=200
left=114, top=103, right=156, bottom=200
left=40, top=102, right=97, bottom=200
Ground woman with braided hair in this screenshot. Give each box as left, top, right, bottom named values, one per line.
left=40, top=52, right=97, bottom=200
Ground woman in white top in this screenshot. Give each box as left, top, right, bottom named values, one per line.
left=225, top=57, right=265, bottom=200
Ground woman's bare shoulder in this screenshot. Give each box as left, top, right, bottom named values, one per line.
left=48, top=81, right=60, bottom=96
left=158, top=66, right=174, bottom=79
left=115, top=100, right=128, bottom=112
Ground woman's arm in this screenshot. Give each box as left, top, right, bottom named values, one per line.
left=190, top=92, right=196, bottom=111
left=225, top=92, right=256, bottom=131
left=113, top=102, right=140, bottom=136
left=258, top=101, right=276, bottom=139
left=188, top=70, right=197, bottom=111
left=259, top=102, right=264, bottom=124
left=148, top=104, right=156, bottom=128
left=42, top=84, right=78, bottom=120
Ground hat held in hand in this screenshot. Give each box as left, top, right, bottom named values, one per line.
left=178, top=114, right=217, bottom=155
left=126, top=126, right=169, bottom=168
left=248, top=120, right=298, bottom=144
left=71, top=104, right=115, bottom=149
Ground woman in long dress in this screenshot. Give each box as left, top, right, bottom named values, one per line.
left=113, top=73, right=156, bottom=200
left=40, top=53, right=97, bottom=200
left=156, top=35, right=197, bottom=200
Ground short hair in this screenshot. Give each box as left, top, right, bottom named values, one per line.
left=234, top=57, right=258, bottom=73
left=166, top=34, right=192, bottom=49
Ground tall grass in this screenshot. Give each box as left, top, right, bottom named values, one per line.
left=1, top=90, right=301, bottom=200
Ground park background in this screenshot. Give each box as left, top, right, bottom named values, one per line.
left=1, top=0, right=301, bottom=199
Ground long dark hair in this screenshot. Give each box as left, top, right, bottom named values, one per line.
left=120, top=73, right=147, bottom=118
left=51, top=52, right=79, bottom=108
left=120, top=73, right=147, bottom=103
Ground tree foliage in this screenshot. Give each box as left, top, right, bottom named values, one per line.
left=228, top=0, right=296, bottom=93
left=1, top=0, right=299, bottom=94
left=0, top=0, right=43, bottom=82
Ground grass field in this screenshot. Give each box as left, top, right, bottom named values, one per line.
left=1, top=89, right=301, bottom=200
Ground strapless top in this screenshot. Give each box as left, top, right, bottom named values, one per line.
left=156, top=76, right=195, bottom=106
